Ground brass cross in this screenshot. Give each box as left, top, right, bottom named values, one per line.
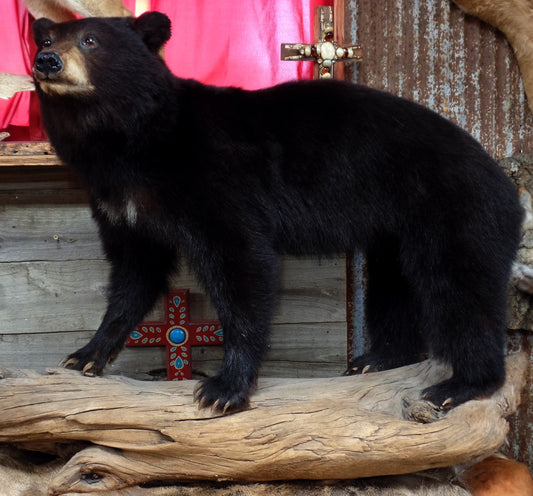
left=281, top=5, right=362, bottom=79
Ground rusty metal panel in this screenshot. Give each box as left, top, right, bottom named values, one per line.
left=343, top=0, right=533, bottom=158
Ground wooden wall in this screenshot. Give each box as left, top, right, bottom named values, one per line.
left=0, top=166, right=348, bottom=380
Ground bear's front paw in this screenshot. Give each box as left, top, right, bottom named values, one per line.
left=61, top=356, right=99, bottom=376
left=60, top=347, right=110, bottom=377
left=193, top=374, right=253, bottom=414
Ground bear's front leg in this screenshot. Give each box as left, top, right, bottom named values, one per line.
left=63, top=229, right=176, bottom=375
left=192, top=241, right=280, bottom=414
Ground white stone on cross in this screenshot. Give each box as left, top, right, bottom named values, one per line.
left=281, top=5, right=362, bottom=79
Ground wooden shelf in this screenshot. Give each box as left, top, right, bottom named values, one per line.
left=0, top=141, right=63, bottom=167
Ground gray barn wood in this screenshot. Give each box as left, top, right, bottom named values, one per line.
left=0, top=203, right=348, bottom=378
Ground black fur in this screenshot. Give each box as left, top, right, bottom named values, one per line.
left=32, top=12, right=523, bottom=413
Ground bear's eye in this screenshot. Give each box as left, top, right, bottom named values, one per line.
left=81, top=36, right=97, bottom=48
left=41, top=39, right=52, bottom=48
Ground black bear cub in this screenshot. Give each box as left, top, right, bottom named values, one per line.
left=32, top=12, right=522, bottom=413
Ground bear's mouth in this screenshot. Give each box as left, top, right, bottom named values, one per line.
left=33, top=48, right=95, bottom=96
left=33, top=69, right=61, bottom=84
left=33, top=68, right=95, bottom=96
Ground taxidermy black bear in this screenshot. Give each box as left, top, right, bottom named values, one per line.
left=32, top=12, right=522, bottom=413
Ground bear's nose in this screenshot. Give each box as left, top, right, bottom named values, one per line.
left=34, top=52, right=63, bottom=77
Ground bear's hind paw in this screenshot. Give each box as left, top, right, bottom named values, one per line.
left=421, top=377, right=503, bottom=409
left=344, top=352, right=420, bottom=376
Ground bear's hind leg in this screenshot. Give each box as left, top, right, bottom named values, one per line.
left=420, top=286, right=507, bottom=408
left=346, top=238, right=426, bottom=376
left=414, top=245, right=509, bottom=408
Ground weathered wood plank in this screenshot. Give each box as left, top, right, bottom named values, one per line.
left=192, top=321, right=347, bottom=378
left=0, top=189, right=88, bottom=204
left=1, top=260, right=110, bottom=333
left=266, top=321, right=347, bottom=373
left=0, top=205, right=104, bottom=262
left=0, top=256, right=346, bottom=333
left=0, top=322, right=347, bottom=379
left=0, top=203, right=347, bottom=378
left=0, top=166, right=86, bottom=203
left=0, top=142, right=63, bottom=167
left=0, top=155, right=63, bottom=167
left=0, top=141, right=55, bottom=157
left=0, top=330, right=165, bottom=379
left=0, top=260, right=187, bottom=333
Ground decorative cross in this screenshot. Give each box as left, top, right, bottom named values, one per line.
left=281, top=5, right=362, bottom=79
left=126, top=289, right=223, bottom=380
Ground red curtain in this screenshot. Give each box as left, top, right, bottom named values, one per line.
left=0, top=0, right=38, bottom=139
left=149, top=0, right=332, bottom=89
left=0, top=0, right=332, bottom=139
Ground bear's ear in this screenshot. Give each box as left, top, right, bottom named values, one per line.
left=132, top=11, right=171, bottom=53
left=32, top=18, right=55, bottom=46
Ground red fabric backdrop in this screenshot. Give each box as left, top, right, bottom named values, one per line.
left=0, top=0, right=332, bottom=139
left=0, top=1, right=38, bottom=138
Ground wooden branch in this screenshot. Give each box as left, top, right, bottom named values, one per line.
left=0, top=73, right=34, bottom=100
left=0, top=443, right=472, bottom=496
left=0, top=354, right=526, bottom=495
left=23, top=0, right=132, bottom=22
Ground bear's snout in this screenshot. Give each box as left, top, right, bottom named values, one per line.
left=34, top=52, right=63, bottom=78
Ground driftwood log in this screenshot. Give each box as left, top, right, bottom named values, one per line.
left=0, top=443, right=473, bottom=496
left=0, top=354, right=527, bottom=495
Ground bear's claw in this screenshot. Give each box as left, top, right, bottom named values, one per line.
left=60, top=357, right=79, bottom=368
left=60, top=348, right=107, bottom=377
left=193, top=384, right=234, bottom=414
left=82, top=361, right=96, bottom=376
left=345, top=352, right=421, bottom=377
left=193, top=375, right=251, bottom=414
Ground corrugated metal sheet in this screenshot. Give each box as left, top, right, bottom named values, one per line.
left=343, top=0, right=533, bottom=158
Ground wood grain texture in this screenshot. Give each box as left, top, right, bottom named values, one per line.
left=0, top=353, right=526, bottom=494
left=0, top=444, right=471, bottom=496
left=0, top=258, right=346, bottom=331
left=0, top=203, right=348, bottom=377
left=0, top=322, right=347, bottom=379
left=0, top=142, right=62, bottom=167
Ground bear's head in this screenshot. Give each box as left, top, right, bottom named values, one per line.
left=32, top=12, right=171, bottom=99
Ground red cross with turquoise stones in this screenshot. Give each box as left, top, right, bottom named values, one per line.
left=126, top=289, right=223, bottom=380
